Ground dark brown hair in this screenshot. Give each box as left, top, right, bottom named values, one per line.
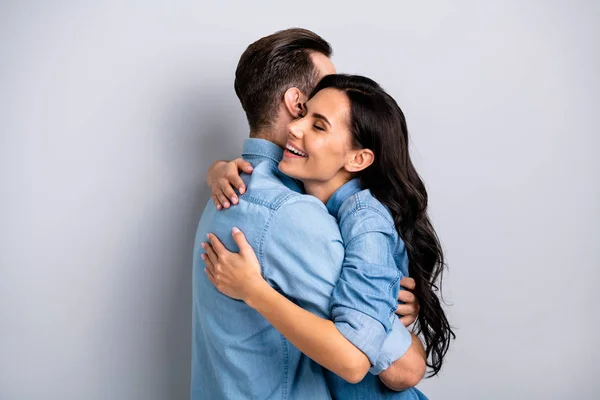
left=234, top=28, right=332, bottom=133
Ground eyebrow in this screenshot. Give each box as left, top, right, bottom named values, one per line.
left=312, top=113, right=331, bottom=127
left=304, top=105, right=331, bottom=127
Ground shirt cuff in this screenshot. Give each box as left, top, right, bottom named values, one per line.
left=368, top=317, right=413, bottom=375
left=333, top=308, right=387, bottom=365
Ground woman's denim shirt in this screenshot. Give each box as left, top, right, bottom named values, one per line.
left=325, top=179, right=427, bottom=400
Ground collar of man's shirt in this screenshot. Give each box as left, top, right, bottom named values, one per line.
left=326, top=178, right=362, bottom=219
left=241, top=138, right=306, bottom=193
left=242, top=138, right=283, bottom=164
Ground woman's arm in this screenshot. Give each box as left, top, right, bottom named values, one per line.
left=377, top=278, right=426, bottom=389
left=202, top=229, right=371, bottom=383
left=246, top=278, right=371, bottom=383
left=328, top=207, right=427, bottom=389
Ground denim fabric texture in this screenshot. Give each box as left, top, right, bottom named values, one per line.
left=191, top=139, right=423, bottom=399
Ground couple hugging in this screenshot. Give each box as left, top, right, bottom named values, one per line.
left=192, top=28, right=453, bottom=400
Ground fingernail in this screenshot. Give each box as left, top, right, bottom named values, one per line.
left=204, top=268, right=207, bottom=274
left=224, top=202, right=230, bottom=208
left=217, top=205, right=222, bottom=210
left=232, top=227, right=240, bottom=234
left=206, top=233, right=210, bottom=239
left=239, top=187, right=245, bottom=194
left=232, top=197, right=238, bottom=204
left=200, top=253, right=205, bottom=259
left=201, top=242, right=206, bottom=248
left=246, top=166, right=253, bottom=171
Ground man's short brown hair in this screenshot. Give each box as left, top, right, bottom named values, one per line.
left=234, top=28, right=332, bottom=132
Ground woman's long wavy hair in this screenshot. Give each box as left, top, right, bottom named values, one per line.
left=310, top=74, right=455, bottom=376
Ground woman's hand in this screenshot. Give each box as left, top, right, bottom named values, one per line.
left=396, top=277, right=420, bottom=327
left=207, top=159, right=254, bottom=210
left=202, top=227, right=266, bottom=301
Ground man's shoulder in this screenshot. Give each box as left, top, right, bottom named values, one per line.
left=278, top=191, right=329, bottom=210
left=242, top=161, right=305, bottom=210
left=267, top=193, right=340, bottom=240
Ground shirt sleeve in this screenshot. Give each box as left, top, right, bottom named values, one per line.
left=261, top=196, right=345, bottom=319
left=329, top=208, right=411, bottom=373
left=368, top=318, right=413, bottom=375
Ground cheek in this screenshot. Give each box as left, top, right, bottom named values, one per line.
left=309, top=143, right=347, bottom=172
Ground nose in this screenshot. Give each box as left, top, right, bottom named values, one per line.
left=287, top=119, right=303, bottom=139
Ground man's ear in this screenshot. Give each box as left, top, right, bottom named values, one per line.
left=283, top=87, right=307, bottom=118
left=345, top=149, right=375, bottom=173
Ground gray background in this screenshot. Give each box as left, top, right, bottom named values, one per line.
left=1, top=1, right=598, bottom=399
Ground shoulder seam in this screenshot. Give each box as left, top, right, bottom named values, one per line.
left=241, top=191, right=301, bottom=211
left=338, top=201, right=395, bottom=232
left=272, top=192, right=302, bottom=210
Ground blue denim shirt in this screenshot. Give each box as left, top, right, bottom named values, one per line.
left=192, top=139, right=415, bottom=400
left=324, top=179, right=427, bottom=400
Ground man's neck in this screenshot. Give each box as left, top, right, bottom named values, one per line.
left=250, top=129, right=284, bottom=148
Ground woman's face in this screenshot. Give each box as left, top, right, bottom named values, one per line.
left=278, top=88, right=355, bottom=184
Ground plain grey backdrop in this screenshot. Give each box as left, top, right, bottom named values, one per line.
left=1, top=1, right=598, bottom=399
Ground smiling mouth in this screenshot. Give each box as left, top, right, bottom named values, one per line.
left=285, top=143, right=308, bottom=157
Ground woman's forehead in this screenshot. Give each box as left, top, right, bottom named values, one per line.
left=307, top=89, right=350, bottom=122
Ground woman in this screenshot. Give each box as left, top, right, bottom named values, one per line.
left=202, top=75, right=454, bottom=399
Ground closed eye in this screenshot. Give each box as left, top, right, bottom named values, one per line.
left=313, top=124, right=325, bottom=131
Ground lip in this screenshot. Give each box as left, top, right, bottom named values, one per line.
left=284, top=142, right=308, bottom=158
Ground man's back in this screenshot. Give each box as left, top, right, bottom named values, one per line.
left=191, top=139, right=345, bottom=400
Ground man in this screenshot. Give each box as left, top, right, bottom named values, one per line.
left=192, top=28, right=425, bottom=400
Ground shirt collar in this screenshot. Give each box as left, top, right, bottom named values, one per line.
left=242, top=138, right=283, bottom=164
left=241, top=137, right=304, bottom=192
left=326, top=178, right=363, bottom=218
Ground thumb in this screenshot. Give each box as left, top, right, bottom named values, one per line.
left=235, top=158, right=254, bottom=173
left=232, top=227, right=252, bottom=253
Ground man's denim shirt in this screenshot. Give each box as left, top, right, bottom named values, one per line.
left=191, top=139, right=410, bottom=400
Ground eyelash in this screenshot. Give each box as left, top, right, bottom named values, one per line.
left=313, top=125, right=325, bottom=131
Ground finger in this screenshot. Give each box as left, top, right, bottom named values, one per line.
left=231, top=227, right=252, bottom=254
left=207, top=233, right=228, bottom=256
left=215, top=189, right=231, bottom=209
left=211, top=195, right=223, bottom=211
left=233, top=159, right=253, bottom=194
left=204, top=266, right=218, bottom=287
left=395, top=304, right=415, bottom=316
left=221, top=181, right=239, bottom=205
left=229, top=174, right=246, bottom=196
left=201, top=253, right=215, bottom=275
left=398, top=290, right=416, bottom=304
left=201, top=242, right=219, bottom=265
left=399, top=315, right=417, bottom=327
left=235, top=158, right=254, bottom=174
left=400, top=277, right=416, bottom=290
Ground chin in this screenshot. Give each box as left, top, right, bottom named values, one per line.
left=278, top=160, right=301, bottom=180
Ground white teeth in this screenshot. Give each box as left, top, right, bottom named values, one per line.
left=286, top=144, right=307, bottom=157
